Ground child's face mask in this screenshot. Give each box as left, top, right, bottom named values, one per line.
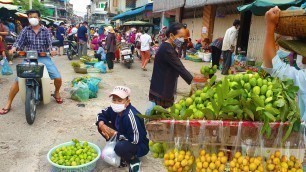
left=111, top=103, right=126, bottom=113
left=111, top=98, right=129, bottom=113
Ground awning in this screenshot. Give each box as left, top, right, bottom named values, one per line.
left=153, top=0, right=185, bottom=13
left=112, top=3, right=153, bottom=21
left=0, top=3, right=19, bottom=10
left=238, top=0, right=303, bottom=16
left=185, top=0, right=241, bottom=8
left=122, top=21, right=154, bottom=26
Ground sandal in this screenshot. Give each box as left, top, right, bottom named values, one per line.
left=0, top=108, right=11, bottom=115
left=52, top=94, right=63, bottom=104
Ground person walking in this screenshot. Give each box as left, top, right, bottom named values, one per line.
left=221, top=20, right=240, bottom=75
left=210, top=37, right=223, bottom=68
left=105, top=26, right=116, bottom=72
left=140, top=29, right=152, bottom=71
left=56, top=22, right=65, bottom=55
left=149, top=23, right=194, bottom=108
left=16, top=20, right=23, bottom=34
left=77, top=21, right=88, bottom=57
left=0, top=19, right=10, bottom=64
left=178, top=24, right=190, bottom=58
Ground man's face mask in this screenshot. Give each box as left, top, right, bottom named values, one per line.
left=28, top=17, right=39, bottom=26
left=277, top=49, right=291, bottom=59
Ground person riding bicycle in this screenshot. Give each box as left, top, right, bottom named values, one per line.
left=0, top=9, right=63, bottom=115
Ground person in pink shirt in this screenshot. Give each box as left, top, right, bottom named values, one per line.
left=91, top=34, right=99, bottom=51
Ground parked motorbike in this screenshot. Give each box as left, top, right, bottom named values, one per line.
left=120, top=40, right=134, bottom=69
left=5, top=32, right=17, bottom=52
left=16, top=41, right=59, bottom=125
left=65, top=34, right=78, bottom=60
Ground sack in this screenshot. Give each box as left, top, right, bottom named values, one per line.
left=84, top=77, right=101, bottom=98
left=70, top=82, right=90, bottom=102
left=101, top=135, right=121, bottom=167
left=94, top=61, right=107, bottom=73
left=1, top=58, right=13, bottom=75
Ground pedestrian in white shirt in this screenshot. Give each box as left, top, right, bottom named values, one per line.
left=221, top=19, right=240, bottom=75
left=140, top=29, right=152, bottom=71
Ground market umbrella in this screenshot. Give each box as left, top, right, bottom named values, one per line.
left=0, top=3, right=20, bottom=11
left=15, top=12, right=27, bottom=18
left=122, top=21, right=154, bottom=26
left=237, top=0, right=304, bottom=16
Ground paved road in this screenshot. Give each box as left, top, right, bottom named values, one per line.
left=0, top=53, right=218, bottom=172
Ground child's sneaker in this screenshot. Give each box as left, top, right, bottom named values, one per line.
left=129, top=157, right=141, bottom=172
left=118, top=159, right=128, bottom=168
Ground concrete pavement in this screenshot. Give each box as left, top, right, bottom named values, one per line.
left=0, top=53, right=218, bottom=172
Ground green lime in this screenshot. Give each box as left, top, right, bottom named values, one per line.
left=257, top=78, right=263, bottom=87
left=249, top=78, right=257, bottom=87
left=260, top=85, right=268, bottom=95
left=252, top=86, right=261, bottom=95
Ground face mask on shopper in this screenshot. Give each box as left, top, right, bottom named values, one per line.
left=28, top=18, right=39, bottom=26
left=296, top=55, right=306, bottom=69
left=171, top=33, right=184, bottom=48
left=110, top=103, right=126, bottom=113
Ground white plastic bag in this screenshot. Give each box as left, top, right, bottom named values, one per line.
left=101, top=135, right=121, bottom=167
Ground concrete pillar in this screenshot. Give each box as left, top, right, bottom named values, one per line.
left=175, top=8, right=181, bottom=22
left=201, top=5, right=216, bottom=41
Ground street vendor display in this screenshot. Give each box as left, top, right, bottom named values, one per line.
left=143, top=6, right=306, bottom=172
left=47, top=139, right=101, bottom=172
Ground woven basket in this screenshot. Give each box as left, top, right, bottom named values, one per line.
left=275, top=10, right=306, bottom=37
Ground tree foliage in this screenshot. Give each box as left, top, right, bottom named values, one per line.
left=13, top=0, right=52, bottom=17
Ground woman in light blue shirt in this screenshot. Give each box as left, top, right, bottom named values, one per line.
left=262, top=7, right=306, bottom=120
left=94, top=41, right=106, bottom=61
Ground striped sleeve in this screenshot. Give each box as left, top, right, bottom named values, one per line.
left=127, top=109, right=139, bottom=144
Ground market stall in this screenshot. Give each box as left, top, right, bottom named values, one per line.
left=144, top=69, right=305, bottom=171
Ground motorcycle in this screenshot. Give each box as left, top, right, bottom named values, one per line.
left=5, top=32, right=17, bottom=53
left=16, top=41, right=58, bottom=125
left=65, top=34, right=78, bottom=60
left=120, top=40, right=134, bottom=69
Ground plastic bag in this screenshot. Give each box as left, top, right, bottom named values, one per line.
left=85, top=77, right=101, bottom=98
left=145, top=101, right=156, bottom=116
left=101, top=135, right=121, bottom=167
left=1, top=58, right=13, bottom=75
left=163, top=136, right=195, bottom=172
left=70, top=82, right=90, bottom=102
left=94, top=61, right=107, bottom=73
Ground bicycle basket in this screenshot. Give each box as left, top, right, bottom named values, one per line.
left=16, top=64, right=44, bottom=78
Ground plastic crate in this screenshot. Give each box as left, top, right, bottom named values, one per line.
left=16, top=64, right=44, bottom=78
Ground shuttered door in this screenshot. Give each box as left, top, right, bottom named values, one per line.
left=212, top=14, right=240, bottom=41
left=247, top=16, right=266, bottom=61
left=182, top=18, right=203, bottom=42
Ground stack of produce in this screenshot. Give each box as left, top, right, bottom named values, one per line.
left=229, top=152, right=264, bottom=172
left=80, top=56, right=98, bottom=63
left=265, top=151, right=303, bottom=172
left=149, top=141, right=167, bottom=159
left=145, top=72, right=301, bottom=140
left=200, top=65, right=218, bottom=77
left=163, top=149, right=195, bottom=172
left=50, top=139, right=98, bottom=166
left=195, top=150, right=228, bottom=172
